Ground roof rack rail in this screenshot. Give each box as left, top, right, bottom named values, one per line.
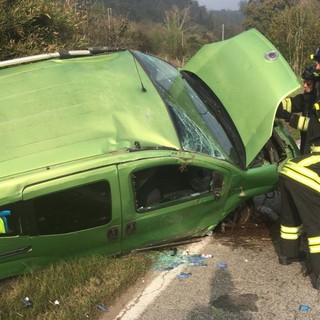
left=0, top=47, right=125, bottom=68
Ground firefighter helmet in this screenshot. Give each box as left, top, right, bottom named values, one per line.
left=302, top=66, right=320, bottom=81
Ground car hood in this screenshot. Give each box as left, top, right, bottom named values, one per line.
left=183, top=29, right=300, bottom=167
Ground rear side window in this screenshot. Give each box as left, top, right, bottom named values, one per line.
left=31, top=181, right=112, bottom=235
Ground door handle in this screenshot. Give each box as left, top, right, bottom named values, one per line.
left=107, top=227, right=119, bottom=241
left=126, top=221, right=136, bottom=235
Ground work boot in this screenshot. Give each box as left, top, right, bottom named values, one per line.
left=310, top=273, right=320, bottom=290
left=278, top=251, right=307, bottom=265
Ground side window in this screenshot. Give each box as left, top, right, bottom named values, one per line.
left=30, top=181, right=112, bottom=235
left=133, top=164, right=222, bottom=212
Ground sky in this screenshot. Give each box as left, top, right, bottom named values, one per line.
left=197, top=0, right=239, bottom=10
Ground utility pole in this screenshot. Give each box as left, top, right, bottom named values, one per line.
left=107, top=7, right=112, bottom=30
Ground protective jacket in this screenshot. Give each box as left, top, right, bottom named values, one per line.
left=0, top=218, right=5, bottom=233
left=279, top=146, right=320, bottom=276
left=277, top=90, right=320, bottom=154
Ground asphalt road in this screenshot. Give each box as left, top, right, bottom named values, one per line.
left=106, top=195, right=320, bottom=320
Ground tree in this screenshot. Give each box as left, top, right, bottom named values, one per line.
left=268, top=0, right=320, bottom=74
left=82, top=3, right=132, bottom=47
left=241, top=0, right=320, bottom=74
left=163, top=5, right=193, bottom=60
left=242, top=0, right=298, bottom=35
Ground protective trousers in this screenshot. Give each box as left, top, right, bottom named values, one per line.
left=279, top=178, right=320, bottom=275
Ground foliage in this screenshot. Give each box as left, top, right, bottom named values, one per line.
left=242, top=0, right=298, bottom=35
left=0, top=253, right=154, bottom=320
left=162, top=5, right=198, bottom=61
left=194, top=9, right=243, bottom=41
left=268, top=0, right=320, bottom=74
left=81, top=3, right=132, bottom=47
left=0, top=0, right=87, bottom=60
left=241, top=0, right=320, bottom=74
left=96, top=0, right=198, bottom=23
left=0, top=0, right=243, bottom=64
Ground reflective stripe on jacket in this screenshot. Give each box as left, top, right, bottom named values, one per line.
left=280, top=154, right=320, bottom=193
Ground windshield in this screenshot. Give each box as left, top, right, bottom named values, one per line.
left=132, top=50, right=240, bottom=164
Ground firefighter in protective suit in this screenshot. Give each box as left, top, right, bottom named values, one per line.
left=277, top=66, right=320, bottom=154
left=278, top=137, right=320, bottom=290
left=310, top=46, right=320, bottom=72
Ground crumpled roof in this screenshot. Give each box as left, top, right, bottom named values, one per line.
left=0, top=51, right=180, bottom=178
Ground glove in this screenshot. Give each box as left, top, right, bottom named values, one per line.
left=276, top=103, right=292, bottom=121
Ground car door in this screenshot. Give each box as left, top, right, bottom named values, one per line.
left=0, top=200, right=35, bottom=279
left=118, top=155, right=230, bottom=252
left=21, top=166, right=122, bottom=270
left=0, top=233, right=32, bottom=279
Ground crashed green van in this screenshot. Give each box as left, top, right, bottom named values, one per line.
left=0, top=29, right=300, bottom=280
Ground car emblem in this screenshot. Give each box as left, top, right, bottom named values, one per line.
left=265, top=50, right=278, bottom=61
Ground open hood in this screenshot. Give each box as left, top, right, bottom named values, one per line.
left=183, top=29, right=300, bottom=167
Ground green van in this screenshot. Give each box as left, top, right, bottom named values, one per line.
left=0, top=29, right=300, bottom=280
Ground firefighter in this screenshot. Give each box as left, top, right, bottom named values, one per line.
left=310, top=47, right=320, bottom=72
left=276, top=66, right=320, bottom=154
left=278, top=137, right=320, bottom=290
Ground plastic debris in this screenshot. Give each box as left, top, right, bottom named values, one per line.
left=170, top=248, right=177, bottom=256
left=299, top=305, right=310, bottom=311
left=153, top=250, right=211, bottom=271
left=189, top=261, right=207, bottom=267
left=49, top=299, right=60, bottom=307
left=188, top=255, right=208, bottom=267
left=176, top=272, right=192, bottom=279
left=22, top=297, right=33, bottom=307
left=97, top=304, right=108, bottom=312
left=216, top=262, right=228, bottom=268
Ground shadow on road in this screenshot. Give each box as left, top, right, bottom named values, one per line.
left=186, top=265, right=255, bottom=319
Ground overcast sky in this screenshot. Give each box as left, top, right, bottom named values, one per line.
left=197, top=0, right=239, bottom=10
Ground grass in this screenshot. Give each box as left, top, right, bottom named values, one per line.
left=0, top=252, right=155, bottom=320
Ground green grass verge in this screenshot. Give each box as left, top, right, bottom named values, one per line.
left=0, top=252, right=155, bottom=320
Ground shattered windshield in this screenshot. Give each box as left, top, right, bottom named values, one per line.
left=132, top=51, right=239, bottom=163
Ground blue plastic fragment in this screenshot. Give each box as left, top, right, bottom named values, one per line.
left=299, top=305, right=310, bottom=311
left=171, top=262, right=182, bottom=268
left=159, top=266, right=174, bottom=271
left=176, top=272, right=192, bottom=279
left=216, top=263, right=228, bottom=268
left=189, top=261, right=207, bottom=267
left=97, top=304, right=108, bottom=312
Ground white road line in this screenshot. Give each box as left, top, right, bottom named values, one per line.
left=114, top=236, right=212, bottom=320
